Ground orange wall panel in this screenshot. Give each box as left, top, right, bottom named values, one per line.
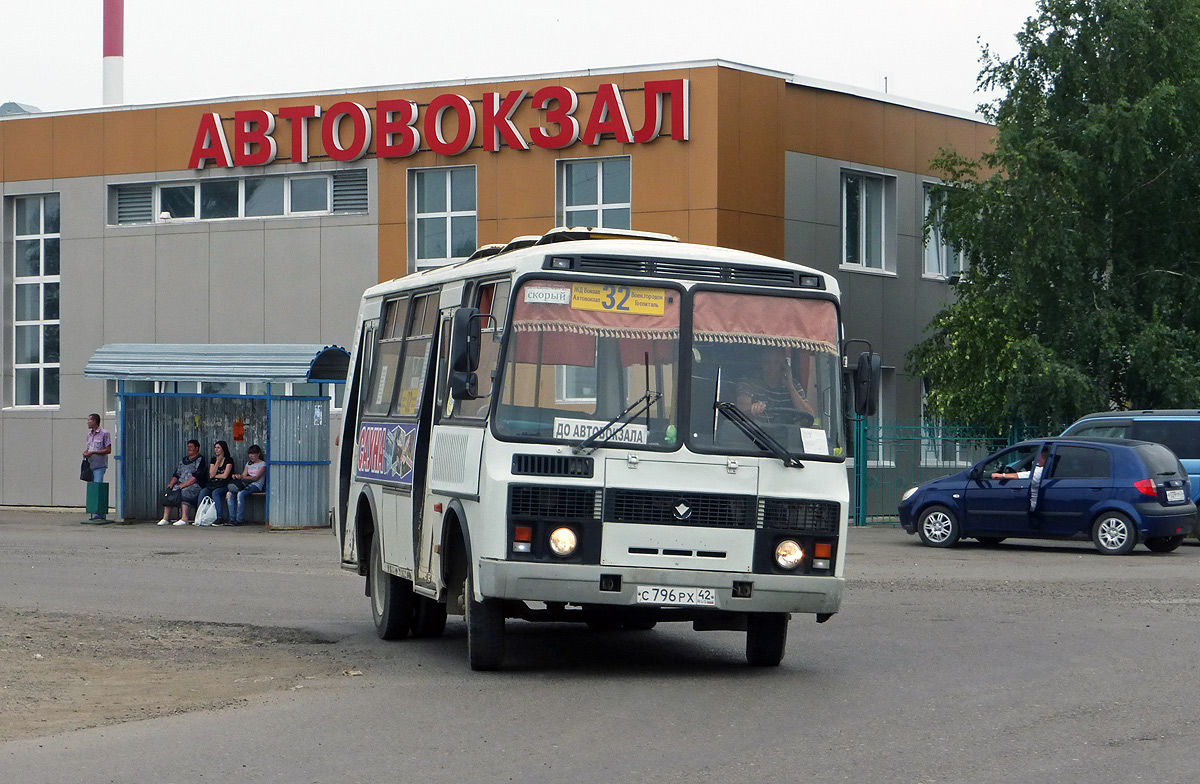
left=104, top=109, right=157, bottom=174
left=377, top=222, right=408, bottom=282
left=52, top=114, right=105, bottom=179
left=4, top=116, right=54, bottom=182
left=0, top=122, right=6, bottom=180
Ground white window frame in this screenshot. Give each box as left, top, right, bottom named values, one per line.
left=555, top=365, right=599, bottom=405
left=840, top=171, right=890, bottom=273
left=408, top=166, right=478, bottom=270
left=110, top=172, right=353, bottom=226
left=922, top=183, right=967, bottom=280
left=10, top=193, right=61, bottom=409
left=556, top=156, right=632, bottom=230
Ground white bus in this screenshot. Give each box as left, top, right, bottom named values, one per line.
left=334, top=228, right=878, bottom=670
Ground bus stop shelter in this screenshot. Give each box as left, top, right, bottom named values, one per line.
left=84, top=344, right=349, bottom=528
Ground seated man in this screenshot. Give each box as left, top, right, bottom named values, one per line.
left=736, top=346, right=816, bottom=428
left=221, top=444, right=268, bottom=527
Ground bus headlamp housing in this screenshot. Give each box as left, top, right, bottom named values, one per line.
left=548, top=527, right=578, bottom=557
left=774, top=539, right=804, bottom=570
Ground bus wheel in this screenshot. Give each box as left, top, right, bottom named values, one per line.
left=370, top=535, right=413, bottom=640
left=745, top=613, right=788, bottom=667
left=465, top=563, right=505, bottom=671
left=411, top=595, right=448, bottom=638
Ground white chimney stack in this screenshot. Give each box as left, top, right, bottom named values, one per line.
left=103, top=0, right=124, bottom=104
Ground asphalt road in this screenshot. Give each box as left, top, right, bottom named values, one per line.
left=2, top=509, right=1199, bottom=784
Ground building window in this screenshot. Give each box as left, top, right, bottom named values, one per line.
left=410, top=167, right=477, bottom=268
left=12, top=194, right=61, bottom=407
left=558, top=157, right=631, bottom=229
left=842, top=172, right=886, bottom=270
left=556, top=365, right=598, bottom=404
left=923, top=184, right=967, bottom=279
left=108, top=169, right=367, bottom=225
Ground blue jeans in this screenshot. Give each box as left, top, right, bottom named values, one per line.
left=226, top=481, right=265, bottom=523
left=89, top=467, right=107, bottom=519
left=198, top=486, right=226, bottom=520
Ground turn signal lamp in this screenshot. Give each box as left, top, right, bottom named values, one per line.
left=814, top=543, right=832, bottom=559
left=513, top=525, right=533, bottom=554
left=1134, top=479, right=1157, bottom=497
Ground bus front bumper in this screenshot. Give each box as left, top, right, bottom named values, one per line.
left=477, top=559, right=843, bottom=615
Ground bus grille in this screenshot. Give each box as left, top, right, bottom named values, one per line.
left=759, top=499, right=840, bottom=533
left=511, top=454, right=594, bottom=478
left=508, top=485, right=600, bottom=520
left=604, top=489, right=755, bottom=528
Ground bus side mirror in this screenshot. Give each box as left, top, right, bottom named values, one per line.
left=854, top=352, right=881, bottom=417
left=450, top=307, right=483, bottom=401
left=451, top=307, right=482, bottom=373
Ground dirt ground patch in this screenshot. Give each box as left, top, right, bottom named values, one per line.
left=0, top=608, right=356, bottom=741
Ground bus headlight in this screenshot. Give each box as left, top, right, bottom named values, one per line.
left=548, top=527, right=578, bottom=557
left=774, top=539, right=803, bottom=570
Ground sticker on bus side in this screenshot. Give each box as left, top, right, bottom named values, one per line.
left=553, top=417, right=649, bottom=445
left=570, top=283, right=666, bottom=316
left=356, top=421, right=417, bottom=485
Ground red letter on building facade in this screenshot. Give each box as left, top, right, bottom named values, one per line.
left=188, top=112, right=233, bottom=169
left=278, top=105, right=321, bottom=163
left=581, top=83, right=633, bottom=145
left=633, top=79, right=690, bottom=142
left=376, top=99, right=421, bottom=158
left=424, top=94, right=477, bottom=156
left=529, top=86, right=580, bottom=149
left=322, top=101, right=373, bottom=162
left=233, top=109, right=278, bottom=166
left=482, top=90, right=529, bottom=152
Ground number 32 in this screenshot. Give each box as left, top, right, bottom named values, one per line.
left=602, top=285, right=631, bottom=311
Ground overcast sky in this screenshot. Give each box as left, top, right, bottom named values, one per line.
left=2, top=0, right=1040, bottom=115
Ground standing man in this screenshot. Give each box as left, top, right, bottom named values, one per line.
left=83, top=413, right=112, bottom=521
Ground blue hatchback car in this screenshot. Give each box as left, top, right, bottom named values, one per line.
left=898, top=438, right=1196, bottom=554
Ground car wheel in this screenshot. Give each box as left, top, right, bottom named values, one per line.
left=370, top=535, right=413, bottom=640
left=1092, top=512, right=1137, bottom=555
left=1144, top=535, right=1184, bottom=553
left=745, top=613, right=789, bottom=667
left=976, top=536, right=1006, bottom=546
left=916, top=505, right=960, bottom=547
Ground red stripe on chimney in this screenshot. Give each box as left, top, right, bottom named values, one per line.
left=103, top=0, right=124, bottom=57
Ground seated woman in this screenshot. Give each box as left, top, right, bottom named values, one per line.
left=736, top=346, right=816, bottom=428
left=157, top=440, right=207, bottom=526
left=196, top=440, right=235, bottom=525
left=221, top=444, right=267, bottom=526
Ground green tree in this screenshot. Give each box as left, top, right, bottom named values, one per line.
left=911, top=0, right=1200, bottom=435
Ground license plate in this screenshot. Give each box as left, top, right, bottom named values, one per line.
left=635, top=586, right=717, bottom=606
left=1166, top=489, right=1185, bottom=503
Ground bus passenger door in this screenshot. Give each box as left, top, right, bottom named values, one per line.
left=415, top=312, right=455, bottom=590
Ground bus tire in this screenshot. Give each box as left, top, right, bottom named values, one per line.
left=465, top=562, right=505, bottom=671
left=411, top=595, right=448, bottom=638
left=745, top=613, right=788, bottom=667
left=370, top=535, right=413, bottom=640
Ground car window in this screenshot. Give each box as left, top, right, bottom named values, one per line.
left=1050, top=446, right=1110, bottom=479
left=1131, top=420, right=1200, bottom=461
left=1063, top=422, right=1130, bottom=439
left=979, top=444, right=1038, bottom=476
left=1135, top=444, right=1182, bottom=477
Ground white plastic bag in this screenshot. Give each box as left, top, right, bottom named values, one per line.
left=195, top=496, right=217, bottom=526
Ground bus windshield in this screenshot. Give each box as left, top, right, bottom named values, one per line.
left=689, top=291, right=844, bottom=460
left=494, top=279, right=680, bottom=449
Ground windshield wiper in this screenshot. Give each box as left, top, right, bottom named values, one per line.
left=572, top=390, right=662, bottom=455
left=715, top=401, right=804, bottom=468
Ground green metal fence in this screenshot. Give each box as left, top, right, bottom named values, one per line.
left=851, top=417, right=1016, bottom=525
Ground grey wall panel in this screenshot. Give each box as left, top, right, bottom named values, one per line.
left=264, top=227, right=322, bottom=343
left=60, top=238, right=104, bottom=372
left=103, top=233, right=157, bottom=343
left=51, top=414, right=87, bottom=506
left=209, top=229, right=266, bottom=343
left=155, top=231, right=211, bottom=342
left=319, top=225, right=377, bottom=345
left=784, top=153, right=818, bottom=230
left=59, top=177, right=106, bottom=241
left=2, top=416, right=53, bottom=505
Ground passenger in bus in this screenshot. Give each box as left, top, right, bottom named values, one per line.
left=157, top=440, right=208, bottom=526
left=736, top=346, right=816, bottom=427
left=197, top=440, right=236, bottom=524
left=220, top=445, right=267, bottom=526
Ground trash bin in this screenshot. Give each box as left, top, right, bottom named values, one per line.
left=85, top=482, right=109, bottom=517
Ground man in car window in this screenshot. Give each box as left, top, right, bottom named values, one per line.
left=992, top=446, right=1051, bottom=517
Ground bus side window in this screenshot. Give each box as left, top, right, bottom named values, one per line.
left=452, top=279, right=510, bottom=420
left=362, top=298, right=408, bottom=418
left=392, top=292, right=439, bottom=418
